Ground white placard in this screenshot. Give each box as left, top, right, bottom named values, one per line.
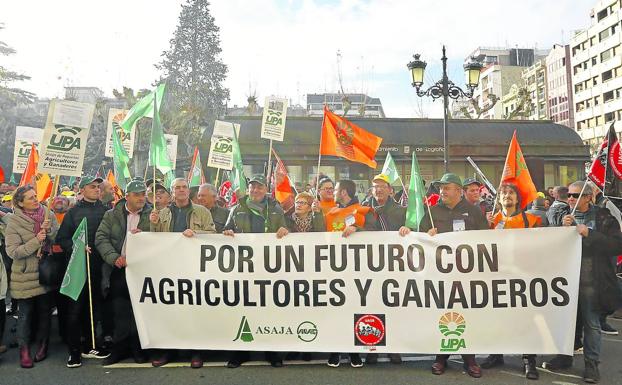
left=12, top=126, right=43, bottom=173
left=260, top=97, right=288, bottom=141
left=105, top=108, right=135, bottom=158
left=164, top=134, right=178, bottom=170
left=207, top=120, right=240, bottom=170
left=52, top=99, right=95, bottom=129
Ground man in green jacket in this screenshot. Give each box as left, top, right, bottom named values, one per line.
left=149, top=178, right=216, bottom=368
left=95, top=178, right=151, bottom=366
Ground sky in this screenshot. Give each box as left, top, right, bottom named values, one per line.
left=2, top=0, right=598, bottom=118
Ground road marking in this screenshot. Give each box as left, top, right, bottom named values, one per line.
left=603, top=337, right=622, bottom=343
left=538, top=367, right=583, bottom=380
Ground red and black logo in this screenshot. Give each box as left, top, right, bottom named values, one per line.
left=354, top=314, right=386, bottom=346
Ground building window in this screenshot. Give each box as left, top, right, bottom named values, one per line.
left=605, top=111, right=615, bottom=122
left=600, top=28, right=611, bottom=41
left=603, top=69, right=613, bottom=82
left=597, top=8, right=608, bottom=21
left=592, top=56, right=597, bottom=66
left=601, top=49, right=612, bottom=62
left=604, top=90, right=615, bottom=102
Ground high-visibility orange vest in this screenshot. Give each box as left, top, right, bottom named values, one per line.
left=491, top=210, right=541, bottom=229
left=324, top=203, right=371, bottom=232
left=318, top=199, right=337, bottom=215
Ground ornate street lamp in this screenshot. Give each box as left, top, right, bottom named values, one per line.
left=407, top=46, right=483, bottom=172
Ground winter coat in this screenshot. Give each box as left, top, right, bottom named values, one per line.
left=0, top=251, right=7, bottom=300
left=547, top=200, right=569, bottom=227
left=150, top=202, right=216, bottom=233
left=224, top=196, right=286, bottom=234
left=5, top=205, right=59, bottom=299
left=363, top=197, right=406, bottom=231
left=418, top=198, right=489, bottom=233
left=285, top=212, right=326, bottom=233
left=210, top=206, right=230, bottom=233
left=95, top=199, right=152, bottom=266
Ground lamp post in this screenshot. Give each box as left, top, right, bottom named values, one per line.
left=407, top=46, right=483, bottom=173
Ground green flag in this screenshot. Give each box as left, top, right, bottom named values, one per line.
left=188, top=147, right=205, bottom=187
left=230, top=124, right=247, bottom=196
left=120, top=83, right=166, bottom=134
left=9, top=173, right=16, bottom=185
left=68, top=175, right=76, bottom=188
left=150, top=84, right=173, bottom=174
left=405, top=151, right=426, bottom=231
left=112, top=124, right=131, bottom=191
left=381, top=152, right=400, bottom=184
left=60, top=218, right=87, bottom=301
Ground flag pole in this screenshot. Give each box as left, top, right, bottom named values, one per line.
left=570, top=179, right=589, bottom=217
left=315, top=107, right=327, bottom=196
left=85, top=241, right=96, bottom=350
left=38, top=174, right=61, bottom=257
left=266, top=140, right=273, bottom=186
left=215, top=168, right=220, bottom=187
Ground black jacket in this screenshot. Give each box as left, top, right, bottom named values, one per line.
left=362, top=197, right=406, bottom=231
left=57, top=199, right=108, bottom=258
left=285, top=212, right=325, bottom=233
left=419, top=198, right=489, bottom=233
left=547, top=200, right=569, bottom=226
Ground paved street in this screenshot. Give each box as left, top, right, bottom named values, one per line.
left=0, top=315, right=621, bottom=385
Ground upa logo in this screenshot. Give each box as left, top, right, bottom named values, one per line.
left=439, top=312, right=467, bottom=352
left=354, top=314, right=386, bottom=346
left=214, top=137, right=232, bottom=153
left=48, top=125, right=82, bottom=151
left=265, top=110, right=283, bottom=126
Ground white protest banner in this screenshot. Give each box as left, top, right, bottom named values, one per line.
left=207, top=120, right=240, bottom=170
left=13, top=126, right=43, bottom=173
left=260, top=97, right=288, bottom=141
left=126, top=228, right=581, bottom=354
left=38, top=99, right=95, bottom=176
left=164, top=134, right=178, bottom=170
left=105, top=108, right=135, bottom=158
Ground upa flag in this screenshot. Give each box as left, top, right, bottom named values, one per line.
left=60, top=218, right=87, bottom=301
left=320, top=106, right=382, bottom=168
left=18, top=143, right=52, bottom=202
left=120, top=83, right=166, bottom=134
left=230, top=127, right=247, bottom=197
left=9, top=173, right=16, bottom=185
left=405, top=151, right=426, bottom=230
left=106, top=170, right=123, bottom=203
left=112, top=123, right=131, bottom=191
left=188, top=147, right=206, bottom=187
left=271, top=149, right=295, bottom=213
left=149, top=84, right=173, bottom=174
left=381, top=152, right=400, bottom=184
left=588, top=123, right=622, bottom=198
left=501, top=130, right=538, bottom=209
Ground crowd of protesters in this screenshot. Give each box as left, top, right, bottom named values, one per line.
left=0, top=171, right=620, bottom=384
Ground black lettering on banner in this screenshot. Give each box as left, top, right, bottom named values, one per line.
left=349, top=244, right=365, bottom=271
left=492, top=279, right=508, bottom=308
left=159, top=278, right=175, bottom=305
left=264, top=245, right=281, bottom=273
left=314, top=245, right=328, bottom=272
left=313, top=279, right=327, bottom=307
left=436, top=245, right=453, bottom=273
left=509, top=279, right=527, bottom=307
left=274, top=280, right=290, bottom=307
left=329, top=279, right=346, bottom=306
left=448, top=281, right=469, bottom=308
left=204, top=279, right=220, bottom=306
left=255, top=280, right=271, bottom=306
left=470, top=281, right=488, bottom=308
left=178, top=279, right=193, bottom=305
left=354, top=278, right=373, bottom=306
left=140, top=277, right=157, bottom=303
left=387, top=244, right=404, bottom=271
left=223, top=280, right=240, bottom=306
left=551, top=277, right=570, bottom=306
left=406, top=244, right=425, bottom=272
left=424, top=280, right=445, bottom=308
left=455, top=245, right=474, bottom=273
left=368, top=244, right=384, bottom=272
left=195, top=279, right=202, bottom=305
left=530, top=278, right=548, bottom=307
left=293, top=280, right=310, bottom=306
left=403, top=279, right=423, bottom=307
left=331, top=245, right=347, bottom=272
left=219, top=245, right=236, bottom=272
left=478, top=243, right=498, bottom=272
left=238, top=245, right=254, bottom=272
left=286, top=245, right=304, bottom=272
left=382, top=279, right=399, bottom=307
left=200, top=245, right=215, bottom=272
left=243, top=281, right=257, bottom=306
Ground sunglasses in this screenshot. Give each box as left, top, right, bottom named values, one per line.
left=295, top=201, right=310, bottom=205
left=568, top=193, right=590, bottom=198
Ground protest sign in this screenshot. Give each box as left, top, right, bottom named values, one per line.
left=164, top=134, right=178, bottom=170
left=13, top=126, right=43, bottom=173
left=260, top=97, right=288, bottom=142
left=207, top=120, right=240, bottom=170
left=105, top=108, right=135, bottom=158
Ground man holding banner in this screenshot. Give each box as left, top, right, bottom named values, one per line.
left=399, top=173, right=488, bottom=378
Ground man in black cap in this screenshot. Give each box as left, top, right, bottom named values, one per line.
left=399, top=173, right=487, bottom=378
left=463, top=178, right=489, bottom=215
left=146, top=179, right=171, bottom=211
left=57, top=176, right=110, bottom=367
left=223, top=174, right=288, bottom=368
left=96, top=178, right=152, bottom=366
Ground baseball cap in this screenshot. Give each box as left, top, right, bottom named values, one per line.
left=462, top=178, right=482, bottom=188
left=126, top=178, right=147, bottom=193
left=249, top=174, right=267, bottom=186
left=434, top=173, right=462, bottom=187
left=79, top=176, right=103, bottom=189
left=372, top=174, right=391, bottom=185
left=146, top=178, right=170, bottom=194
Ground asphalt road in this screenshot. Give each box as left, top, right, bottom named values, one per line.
left=0, top=315, right=621, bottom=385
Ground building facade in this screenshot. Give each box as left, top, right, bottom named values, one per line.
left=306, top=93, right=385, bottom=118
left=571, top=0, right=622, bottom=152
left=522, top=60, right=548, bottom=120
left=546, top=44, right=575, bottom=128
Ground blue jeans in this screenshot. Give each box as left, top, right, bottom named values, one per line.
left=579, top=287, right=601, bottom=362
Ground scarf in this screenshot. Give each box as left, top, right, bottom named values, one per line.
left=22, top=204, right=50, bottom=253
left=247, top=198, right=268, bottom=216
left=291, top=212, right=313, bottom=233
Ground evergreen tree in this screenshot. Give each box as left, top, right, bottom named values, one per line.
left=155, top=0, right=229, bottom=156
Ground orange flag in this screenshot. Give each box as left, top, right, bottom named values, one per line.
left=501, top=130, right=538, bottom=209
left=18, top=144, right=52, bottom=202
left=320, top=106, right=383, bottom=168
left=106, top=170, right=123, bottom=203
left=271, top=149, right=295, bottom=213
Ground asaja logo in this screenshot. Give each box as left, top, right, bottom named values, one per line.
left=354, top=314, right=386, bottom=346
left=438, top=312, right=466, bottom=352
left=233, top=316, right=254, bottom=342
left=297, top=321, right=318, bottom=343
